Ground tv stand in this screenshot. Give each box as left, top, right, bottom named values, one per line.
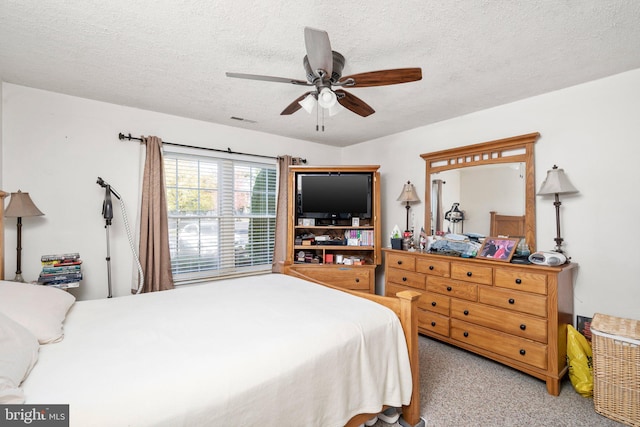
left=286, top=165, right=381, bottom=293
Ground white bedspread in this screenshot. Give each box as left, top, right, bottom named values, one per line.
left=22, top=274, right=412, bottom=427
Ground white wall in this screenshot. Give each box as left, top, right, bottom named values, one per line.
left=343, top=68, right=640, bottom=321
left=3, top=68, right=640, bottom=321
left=1, top=83, right=340, bottom=300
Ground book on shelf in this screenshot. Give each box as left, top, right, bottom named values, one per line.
left=38, top=272, right=83, bottom=284
left=41, top=264, right=81, bottom=274
left=45, top=281, right=80, bottom=290
left=50, top=260, right=83, bottom=267
left=41, top=252, right=80, bottom=263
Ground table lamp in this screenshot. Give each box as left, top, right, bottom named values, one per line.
left=4, top=190, right=44, bottom=282
left=537, top=165, right=578, bottom=253
left=397, top=181, right=420, bottom=232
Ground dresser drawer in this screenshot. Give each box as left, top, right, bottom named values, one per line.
left=419, top=310, right=449, bottom=337
left=387, top=253, right=416, bottom=271
left=450, top=299, right=548, bottom=343
left=293, top=265, right=371, bottom=291
left=387, top=267, right=426, bottom=290
left=451, top=262, right=493, bottom=285
left=451, top=319, right=548, bottom=370
left=387, top=282, right=451, bottom=315
left=416, top=258, right=450, bottom=277
left=495, top=268, right=547, bottom=295
left=479, top=287, right=547, bottom=318
left=426, top=276, right=477, bottom=301
left=421, top=291, right=450, bottom=316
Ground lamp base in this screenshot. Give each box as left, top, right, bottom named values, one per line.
left=13, top=273, right=25, bottom=283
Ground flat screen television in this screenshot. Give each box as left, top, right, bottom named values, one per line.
left=297, top=173, right=372, bottom=220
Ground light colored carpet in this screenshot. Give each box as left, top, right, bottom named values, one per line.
left=373, top=336, right=624, bottom=427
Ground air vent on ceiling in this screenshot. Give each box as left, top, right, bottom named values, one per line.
left=230, top=116, right=257, bottom=124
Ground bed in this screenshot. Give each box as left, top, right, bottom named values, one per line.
left=0, top=192, right=423, bottom=427
left=489, top=211, right=525, bottom=238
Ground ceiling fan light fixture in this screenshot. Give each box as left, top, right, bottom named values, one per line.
left=328, top=101, right=343, bottom=116
left=298, top=94, right=316, bottom=114
left=317, top=87, right=337, bottom=109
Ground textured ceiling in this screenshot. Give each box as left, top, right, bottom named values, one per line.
left=1, top=1, right=640, bottom=147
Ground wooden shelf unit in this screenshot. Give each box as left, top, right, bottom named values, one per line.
left=286, top=165, right=381, bottom=293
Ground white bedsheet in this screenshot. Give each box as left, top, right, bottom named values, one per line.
left=22, top=274, right=412, bottom=427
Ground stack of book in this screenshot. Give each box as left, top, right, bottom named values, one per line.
left=38, top=253, right=83, bottom=289
left=346, top=229, right=375, bottom=246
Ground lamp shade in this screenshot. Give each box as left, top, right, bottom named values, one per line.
left=298, top=94, right=316, bottom=114
left=4, top=190, right=44, bottom=218
left=397, top=181, right=420, bottom=203
left=537, top=165, right=579, bottom=195
left=317, top=88, right=337, bottom=109
left=328, top=101, right=343, bottom=116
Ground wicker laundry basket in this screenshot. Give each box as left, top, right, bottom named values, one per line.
left=591, top=313, right=640, bottom=426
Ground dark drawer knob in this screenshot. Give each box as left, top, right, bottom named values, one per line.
left=447, top=286, right=452, bottom=291
left=466, top=271, right=473, bottom=277
left=463, top=310, right=469, bottom=316
left=519, top=349, right=526, bottom=356
left=431, top=301, right=437, bottom=307
left=355, top=278, right=359, bottom=283
left=515, top=278, right=522, bottom=284
left=520, top=324, right=526, bottom=330
left=508, top=298, right=515, bottom=304
left=429, top=265, right=434, bottom=270
left=402, top=277, right=408, bottom=282
left=397, top=260, right=403, bottom=265
left=463, top=331, right=469, bottom=337
left=431, top=321, right=436, bottom=327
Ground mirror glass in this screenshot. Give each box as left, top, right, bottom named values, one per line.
left=422, top=132, right=539, bottom=251
left=431, top=163, right=525, bottom=236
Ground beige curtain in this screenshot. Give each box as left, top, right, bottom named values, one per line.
left=272, top=155, right=304, bottom=273
left=138, top=136, right=174, bottom=292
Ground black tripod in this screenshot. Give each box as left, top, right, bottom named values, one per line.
left=97, top=177, right=121, bottom=298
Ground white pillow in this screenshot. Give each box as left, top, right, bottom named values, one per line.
left=0, top=311, right=40, bottom=404
left=0, top=281, right=75, bottom=344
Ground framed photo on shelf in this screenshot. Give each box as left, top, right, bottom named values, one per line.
left=477, top=237, right=519, bottom=262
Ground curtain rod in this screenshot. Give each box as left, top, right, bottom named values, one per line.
left=118, top=133, right=306, bottom=163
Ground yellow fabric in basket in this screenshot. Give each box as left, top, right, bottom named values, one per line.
left=567, top=325, right=593, bottom=397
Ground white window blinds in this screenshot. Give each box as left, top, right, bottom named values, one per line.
left=163, top=150, right=277, bottom=282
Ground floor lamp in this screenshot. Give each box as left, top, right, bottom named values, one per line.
left=537, top=165, right=578, bottom=253
left=4, top=190, right=44, bottom=282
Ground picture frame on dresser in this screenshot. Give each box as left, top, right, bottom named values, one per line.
left=477, top=237, right=519, bottom=262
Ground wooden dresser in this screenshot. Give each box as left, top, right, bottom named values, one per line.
left=384, top=248, right=576, bottom=395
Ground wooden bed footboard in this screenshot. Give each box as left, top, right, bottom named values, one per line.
left=284, top=266, right=422, bottom=427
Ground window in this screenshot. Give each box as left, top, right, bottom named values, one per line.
left=164, top=150, right=277, bottom=282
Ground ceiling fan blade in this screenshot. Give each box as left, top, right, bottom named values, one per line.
left=280, top=91, right=314, bottom=115
left=226, top=72, right=311, bottom=86
left=335, top=90, right=375, bottom=117
left=304, top=27, right=333, bottom=78
left=339, top=68, right=422, bottom=87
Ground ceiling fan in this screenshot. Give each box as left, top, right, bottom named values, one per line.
left=226, top=27, right=422, bottom=118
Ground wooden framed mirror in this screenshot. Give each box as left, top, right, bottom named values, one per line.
left=421, top=132, right=539, bottom=252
